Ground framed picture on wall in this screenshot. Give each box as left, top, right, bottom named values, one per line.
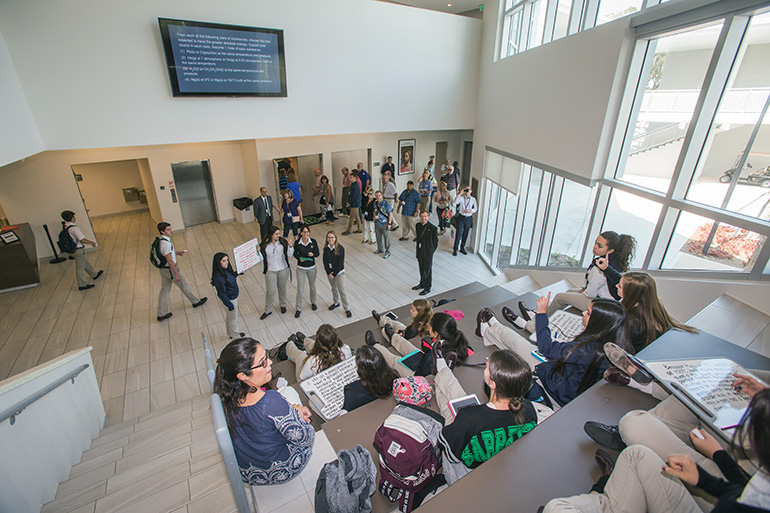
left=398, top=139, right=415, bottom=176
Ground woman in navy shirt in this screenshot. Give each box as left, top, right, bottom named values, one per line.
left=211, top=252, right=244, bottom=339
left=281, top=189, right=303, bottom=237
left=214, top=338, right=314, bottom=486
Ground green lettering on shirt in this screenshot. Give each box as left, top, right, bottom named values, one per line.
left=461, top=421, right=538, bottom=466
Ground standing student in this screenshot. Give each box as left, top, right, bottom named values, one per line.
left=254, top=187, right=280, bottom=243
left=414, top=211, right=438, bottom=295
left=155, top=222, right=207, bottom=321
left=356, top=162, right=369, bottom=205
left=397, top=180, right=420, bottom=241
left=341, top=166, right=352, bottom=216
left=280, top=189, right=302, bottom=238
left=343, top=169, right=362, bottom=235
left=259, top=226, right=294, bottom=320
left=286, top=171, right=302, bottom=204
left=323, top=231, right=352, bottom=318
left=381, top=172, right=399, bottom=230
left=211, top=252, right=245, bottom=339
left=318, top=175, right=336, bottom=224
left=361, top=188, right=376, bottom=245
left=434, top=181, right=452, bottom=235
left=452, top=186, right=477, bottom=256
left=293, top=224, right=319, bottom=318
left=60, top=210, right=103, bottom=290
left=372, top=190, right=393, bottom=259
left=417, top=169, right=434, bottom=213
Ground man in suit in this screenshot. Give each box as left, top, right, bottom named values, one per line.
left=254, top=187, right=277, bottom=242
left=414, top=210, right=439, bottom=296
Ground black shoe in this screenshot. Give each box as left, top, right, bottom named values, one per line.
left=383, top=324, right=395, bottom=342
left=157, top=312, right=173, bottom=322
left=346, top=310, right=352, bottom=318
left=583, top=421, right=626, bottom=452
left=475, top=308, right=495, bottom=338
left=411, top=285, right=422, bottom=290
left=193, top=297, right=208, bottom=308
left=365, top=330, right=376, bottom=346
left=311, top=303, right=317, bottom=311
left=595, top=449, right=616, bottom=478
left=280, top=307, right=286, bottom=314
left=518, top=301, right=534, bottom=321
left=79, top=284, right=95, bottom=291
left=329, top=303, right=340, bottom=311
left=502, top=306, right=528, bottom=330
left=295, top=332, right=306, bottom=348
left=239, top=332, right=246, bottom=337
left=372, top=310, right=381, bottom=323
left=272, top=341, right=289, bottom=362
left=459, top=248, right=467, bottom=255
left=93, top=270, right=104, bottom=280
left=390, top=226, right=398, bottom=231
left=412, top=238, right=417, bottom=242
left=419, top=289, right=430, bottom=296
left=604, top=343, right=653, bottom=386
left=452, top=251, right=457, bottom=256
left=260, top=312, right=272, bottom=320
left=341, top=231, right=351, bottom=235
left=399, top=237, right=409, bottom=241
left=295, top=311, right=301, bottom=318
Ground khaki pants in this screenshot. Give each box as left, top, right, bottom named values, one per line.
left=547, top=289, right=593, bottom=316
left=225, top=298, right=240, bottom=338
left=286, top=337, right=316, bottom=382
left=363, top=220, right=376, bottom=242
left=346, top=207, right=361, bottom=232
left=482, top=319, right=541, bottom=370
left=543, top=445, right=703, bottom=513
left=295, top=266, right=317, bottom=311
left=385, top=199, right=399, bottom=229
left=327, top=273, right=349, bottom=310
left=265, top=268, right=290, bottom=314
left=401, top=214, right=417, bottom=238
left=73, top=247, right=98, bottom=287
left=373, top=317, right=419, bottom=379
left=157, top=267, right=199, bottom=316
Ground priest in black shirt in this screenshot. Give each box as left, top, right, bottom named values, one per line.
left=414, top=210, right=439, bottom=296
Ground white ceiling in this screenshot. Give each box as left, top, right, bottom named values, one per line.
left=378, top=0, right=485, bottom=16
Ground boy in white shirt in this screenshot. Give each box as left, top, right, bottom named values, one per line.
left=155, top=222, right=207, bottom=321
left=60, top=210, right=103, bottom=290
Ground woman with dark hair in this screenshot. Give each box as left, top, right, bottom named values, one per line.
left=618, top=271, right=697, bottom=352
left=293, top=224, right=319, bottom=318
left=318, top=175, right=336, bottom=224
left=284, top=324, right=353, bottom=381
left=429, top=312, right=471, bottom=371
left=342, top=345, right=400, bottom=412
left=545, top=387, right=770, bottom=513
left=213, top=338, right=314, bottom=486
left=259, top=226, right=293, bottom=320
left=437, top=350, right=539, bottom=485
left=478, top=294, right=630, bottom=406
left=519, top=232, right=637, bottom=328
left=366, top=300, right=435, bottom=378
left=280, top=189, right=302, bottom=237
left=323, top=231, right=351, bottom=318
left=211, top=252, right=245, bottom=339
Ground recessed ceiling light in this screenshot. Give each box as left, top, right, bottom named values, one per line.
left=447, top=3, right=452, bottom=5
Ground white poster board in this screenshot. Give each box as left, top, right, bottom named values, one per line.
left=233, top=238, right=261, bottom=274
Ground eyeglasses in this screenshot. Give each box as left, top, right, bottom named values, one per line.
left=250, top=356, right=269, bottom=370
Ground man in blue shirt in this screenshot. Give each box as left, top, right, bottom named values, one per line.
left=417, top=169, right=434, bottom=214
left=397, top=181, right=421, bottom=241
left=356, top=162, right=370, bottom=224
left=372, top=190, right=393, bottom=259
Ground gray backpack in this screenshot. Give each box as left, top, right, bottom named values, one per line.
left=315, top=444, right=376, bottom=513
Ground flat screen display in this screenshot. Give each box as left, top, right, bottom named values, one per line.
left=158, top=18, right=287, bottom=97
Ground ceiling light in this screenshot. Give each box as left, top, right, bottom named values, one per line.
left=447, top=3, right=452, bottom=5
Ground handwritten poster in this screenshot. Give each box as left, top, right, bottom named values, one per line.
left=233, top=238, right=261, bottom=274
left=647, top=358, right=755, bottom=430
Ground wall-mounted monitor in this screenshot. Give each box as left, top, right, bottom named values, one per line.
left=158, top=18, right=287, bottom=97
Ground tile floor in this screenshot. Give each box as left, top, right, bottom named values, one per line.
left=0, top=209, right=493, bottom=424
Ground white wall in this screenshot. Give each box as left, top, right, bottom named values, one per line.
left=470, top=0, right=635, bottom=184
left=0, top=0, right=480, bottom=160
left=0, top=30, right=43, bottom=166
left=71, top=160, right=149, bottom=217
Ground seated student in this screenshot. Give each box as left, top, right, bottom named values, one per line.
left=436, top=349, right=538, bottom=485
left=544, top=388, right=770, bottom=513
left=519, top=232, right=636, bottom=329
left=372, top=299, right=433, bottom=341
left=284, top=324, right=353, bottom=382
left=213, top=338, right=314, bottom=486
left=342, top=345, right=400, bottom=413
left=477, top=293, right=630, bottom=407
left=618, top=271, right=697, bottom=353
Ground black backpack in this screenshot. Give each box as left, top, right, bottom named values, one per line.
left=150, top=237, right=168, bottom=268
left=56, top=226, right=78, bottom=254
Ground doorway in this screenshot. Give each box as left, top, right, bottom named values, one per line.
left=462, top=141, right=473, bottom=187
left=435, top=142, right=448, bottom=176
left=272, top=154, right=324, bottom=216
left=170, top=160, right=218, bottom=227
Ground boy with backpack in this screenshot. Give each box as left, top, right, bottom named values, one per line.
left=59, top=210, right=103, bottom=290
left=152, top=222, right=207, bottom=321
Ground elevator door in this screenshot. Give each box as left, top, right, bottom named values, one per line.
left=171, top=160, right=218, bottom=227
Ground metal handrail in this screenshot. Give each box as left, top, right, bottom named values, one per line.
left=0, top=363, right=90, bottom=425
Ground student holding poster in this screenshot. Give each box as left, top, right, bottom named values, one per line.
left=211, top=252, right=245, bottom=340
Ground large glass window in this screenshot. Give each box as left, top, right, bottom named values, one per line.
left=481, top=180, right=502, bottom=260
left=616, top=22, right=724, bottom=193
left=501, top=7, right=524, bottom=59
left=595, top=0, right=644, bottom=26
left=548, top=180, right=596, bottom=267
left=496, top=189, right=520, bottom=269
left=662, top=211, right=767, bottom=272
left=685, top=13, right=770, bottom=221
left=551, top=0, right=572, bottom=41
left=601, top=189, right=662, bottom=268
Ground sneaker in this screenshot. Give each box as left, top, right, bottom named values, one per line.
left=383, top=252, right=390, bottom=259
left=603, top=343, right=653, bottom=385
left=157, top=312, right=173, bottom=322
left=192, top=297, right=208, bottom=308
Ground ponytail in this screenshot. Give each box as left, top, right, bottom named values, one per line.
left=508, top=396, right=524, bottom=417
left=430, top=313, right=469, bottom=363
left=601, top=231, right=637, bottom=271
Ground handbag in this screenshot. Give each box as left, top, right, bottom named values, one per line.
left=319, top=195, right=327, bottom=206
left=292, top=215, right=300, bottom=223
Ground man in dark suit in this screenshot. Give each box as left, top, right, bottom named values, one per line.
left=254, top=187, right=277, bottom=242
left=414, top=210, right=439, bottom=296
